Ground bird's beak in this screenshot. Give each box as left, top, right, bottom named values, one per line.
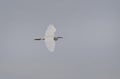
left=58, top=37, right=63, bottom=39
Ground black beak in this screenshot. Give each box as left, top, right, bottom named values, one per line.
left=58, top=37, right=63, bottom=39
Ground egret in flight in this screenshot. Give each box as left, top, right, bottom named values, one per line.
left=34, top=24, right=63, bottom=52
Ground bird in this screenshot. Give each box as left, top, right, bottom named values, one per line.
left=34, top=24, right=63, bottom=52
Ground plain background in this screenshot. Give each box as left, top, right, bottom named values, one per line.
left=0, top=0, right=120, bottom=79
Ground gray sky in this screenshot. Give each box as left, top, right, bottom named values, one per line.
left=0, top=0, right=120, bottom=79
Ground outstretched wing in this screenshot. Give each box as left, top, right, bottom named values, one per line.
left=45, top=24, right=56, bottom=37
left=45, top=24, right=56, bottom=52
left=45, top=37, right=55, bottom=52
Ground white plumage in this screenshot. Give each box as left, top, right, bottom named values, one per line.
left=44, top=24, right=56, bottom=52
left=34, top=24, right=63, bottom=52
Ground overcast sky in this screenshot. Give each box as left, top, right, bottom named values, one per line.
left=0, top=0, right=120, bottom=79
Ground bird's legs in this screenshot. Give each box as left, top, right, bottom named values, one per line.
left=34, top=38, right=45, bottom=40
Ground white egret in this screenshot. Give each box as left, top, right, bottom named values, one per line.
left=34, top=24, right=63, bottom=52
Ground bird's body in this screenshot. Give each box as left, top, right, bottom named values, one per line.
left=34, top=24, right=63, bottom=52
